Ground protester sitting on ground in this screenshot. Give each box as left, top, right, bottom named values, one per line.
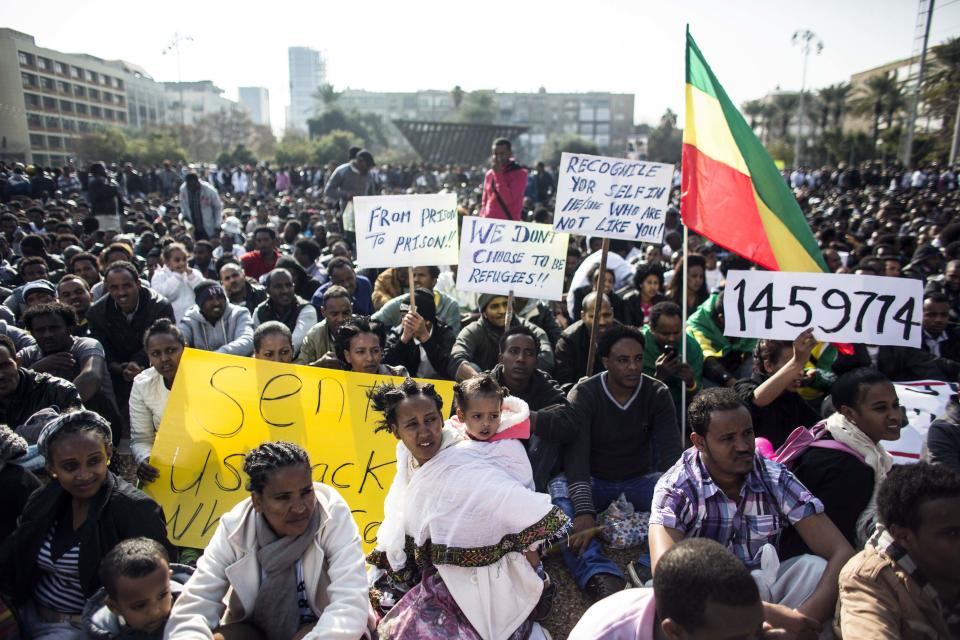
left=487, top=325, right=578, bottom=493
left=920, top=291, right=960, bottom=360
left=569, top=538, right=771, bottom=640
left=0, top=424, right=41, bottom=541
left=555, top=324, right=683, bottom=602
left=734, top=329, right=822, bottom=449
left=667, top=254, right=710, bottom=318
left=150, top=243, right=203, bottom=322
left=832, top=338, right=960, bottom=382
left=926, top=393, right=960, bottom=476
left=252, top=268, right=317, bottom=355
left=239, top=226, right=281, bottom=281
left=179, top=280, right=254, bottom=356
left=621, top=261, right=667, bottom=327
left=190, top=239, right=218, bottom=280
left=554, top=291, right=617, bottom=388
left=252, top=321, right=295, bottom=363
left=128, top=319, right=185, bottom=486
left=311, top=256, right=373, bottom=316
left=275, top=255, right=320, bottom=301
left=0, top=410, right=174, bottom=639
left=0, top=333, right=81, bottom=435
left=87, top=261, right=175, bottom=419
left=20, top=279, right=57, bottom=313
left=686, top=291, right=756, bottom=387
left=296, top=285, right=352, bottom=367
left=835, top=462, right=960, bottom=639
left=57, top=275, right=93, bottom=336
left=292, top=238, right=325, bottom=283
left=372, top=266, right=461, bottom=334
left=165, top=442, right=371, bottom=640
left=68, top=252, right=102, bottom=292
left=367, top=379, right=568, bottom=638
left=382, top=288, right=455, bottom=379
left=218, top=261, right=267, bottom=315
left=19, top=302, right=122, bottom=445
left=451, top=293, right=554, bottom=381
left=642, top=301, right=703, bottom=411
left=649, top=387, right=854, bottom=636
left=512, top=295, right=564, bottom=347
left=781, top=368, right=902, bottom=556
left=334, top=316, right=407, bottom=377
left=571, top=264, right=627, bottom=323
left=82, top=537, right=194, bottom=640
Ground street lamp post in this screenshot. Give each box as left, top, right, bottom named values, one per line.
left=792, top=30, right=823, bottom=170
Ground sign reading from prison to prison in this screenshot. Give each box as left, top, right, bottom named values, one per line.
left=722, top=270, right=924, bottom=348
left=456, top=217, right=568, bottom=301
left=145, top=348, right=454, bottom=551
left=553, top=152, right=674, bottom=243
left=354, top=193, right=459, bottom=268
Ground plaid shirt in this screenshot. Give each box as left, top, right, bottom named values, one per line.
left=651, top=448, right=823, bottom=568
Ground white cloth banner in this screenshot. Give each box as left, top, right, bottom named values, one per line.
left=354, top=193, right=459, bottom=268
left=887, top=380, right=958, bottom=464
left=723, top=270, right=923, bottom=348
left=553, top=152, right=673, bottom=243
left=456, top=217, right=568, bottom=301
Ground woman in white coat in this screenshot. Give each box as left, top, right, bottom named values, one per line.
left=164, top=441, right=371, bottom=640
left=150, top=242, right=203, bottom=321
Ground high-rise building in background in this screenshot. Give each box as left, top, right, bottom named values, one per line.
left=162, top=80, right=240, bottom=127
left=287, top=46, right=325, bottom=132
left=239, top=86, right=270, bottom=126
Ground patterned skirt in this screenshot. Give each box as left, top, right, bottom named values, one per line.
left=376, top=567, right=533, bottom=640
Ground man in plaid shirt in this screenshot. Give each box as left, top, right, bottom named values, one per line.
left=648, top=388, right=854, bottom=639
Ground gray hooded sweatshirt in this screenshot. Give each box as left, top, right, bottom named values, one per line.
left=178, top=302, right=254, bottom=356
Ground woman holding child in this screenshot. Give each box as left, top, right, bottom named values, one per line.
left=368, top=378, right=570, bottom=640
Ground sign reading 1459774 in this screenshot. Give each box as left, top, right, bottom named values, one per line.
left=723, top=271, right=923, bottom=348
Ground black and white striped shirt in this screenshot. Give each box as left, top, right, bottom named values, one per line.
left=34, top=526, right=85, bottom=614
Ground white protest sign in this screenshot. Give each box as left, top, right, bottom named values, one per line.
left=886, top=380, right=958, bottom=464
left=553, top=152, right=673, bottom=243
left=354, top=193, right=458, bottom=268
left=456, top=217, right=568, bottom=301
left=723, top=271, right=923, bottom=348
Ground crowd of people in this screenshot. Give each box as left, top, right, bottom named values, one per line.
left=0, top=140, right=958, bottom=640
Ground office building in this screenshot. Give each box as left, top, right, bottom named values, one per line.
left=287, top=46, right=325, bottom=132
left=239, top=86, right=270, bottom=126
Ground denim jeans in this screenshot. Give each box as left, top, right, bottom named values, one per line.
left=548, top=472, right=661, bottom=590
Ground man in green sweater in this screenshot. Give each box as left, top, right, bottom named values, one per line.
left=641, top=301, right=703, bottom=409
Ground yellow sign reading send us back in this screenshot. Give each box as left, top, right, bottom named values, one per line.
left=144, top=348, right=454, bottom=551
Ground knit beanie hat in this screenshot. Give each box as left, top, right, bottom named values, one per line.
left=0, top=424, right=27, bottom=464
left=194, top=280, right=226, bottom=307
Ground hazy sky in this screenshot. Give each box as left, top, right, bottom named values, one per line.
left=6, top=0, right=960, bottom=132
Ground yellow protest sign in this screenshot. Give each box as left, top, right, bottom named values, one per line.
left=144, top=348, right=454, bottom=551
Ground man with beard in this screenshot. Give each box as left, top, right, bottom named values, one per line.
left=219, top=261, right=267, bottom=314
left=179, top=280, right=253, bottom=356
left=554, top=291, right=616, bottom=387
left=19, top=302, right=122, bottom=441
left=252, top=268, right=316, bottom=355
left=296, top=285, right=352, bottom=366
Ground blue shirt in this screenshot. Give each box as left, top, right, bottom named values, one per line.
left=311, top=275, right=373, bottom=316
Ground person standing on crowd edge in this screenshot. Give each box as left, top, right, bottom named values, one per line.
left=480, top=138, right=528, bottom=221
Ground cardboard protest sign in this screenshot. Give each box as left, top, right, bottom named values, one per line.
left=886, top=380, right=958, bottom=465
left=354, top=193, right=459, bottom=268
left=723, top=270, right=923, bottom=348
left=456, top=217, right=568, bottom=301
left=553, top=152, right=673, bottom=243
left=144, top=349, right=454, bottom=551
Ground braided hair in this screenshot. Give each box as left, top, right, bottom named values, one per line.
left=453, top=373, right=506, bottom=413
left=242, top=441, right=311, bottom=493
left=367, top=378, right=444, bottom=434
left=37, top=409, right=113, bottom=460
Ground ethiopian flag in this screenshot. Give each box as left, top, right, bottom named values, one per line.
left=681, top=29, right=826, bottom=273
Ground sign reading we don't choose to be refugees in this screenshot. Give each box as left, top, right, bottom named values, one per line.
left=146, top=349, right=455, bottom=551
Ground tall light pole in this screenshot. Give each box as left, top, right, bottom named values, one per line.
left=903, top=0, right=935, bottom=168
left=163, top=33, right=194, bottom=129
left=792, top=30, right=823, bottom=169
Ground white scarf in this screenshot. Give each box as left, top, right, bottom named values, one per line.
left=824, top=412, right=894, bottom=544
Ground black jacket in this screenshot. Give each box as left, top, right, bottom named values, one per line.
left=87, top=175, right=125, bottom=217
left=927, top=401, right=960, bottom=477
left=229, top=277, right=267, bottom=315
left=489, top=364, right=578, bottom=492
left=0, top=368, right=81, bottom=431
left=833, top=343, right=960, bottom=382
left=0, top=463, right=41, bottom=541
left=554, top=320, right=611, bottom=387
left=919, top=326, right=960, bottom=362
left=0, top=472, right=175, bottom=605
left=382, top=321, right=455, bottom=379
left=621, top=291, right=667, bottom=327
left=87, top=287, right=175, bottom=370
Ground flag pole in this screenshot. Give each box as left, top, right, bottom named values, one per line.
left=585, top=238, right=610, bottom=377
left=408, top=266, right=417, bottom=314
left=681, top=226, right=689, bottom=445
left=505, top=290, right=515, bottom=328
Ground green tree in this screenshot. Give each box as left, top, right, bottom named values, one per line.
left=275, top=131, right=314, bottom=166
left=852, top=71, right=902, bottom=154
left=538, top=133, right=599, bottom=166
left=647, top=109, right=683, bottom=164
left=249, top=124, right=277, bottom=161
left=450, top=85, right=465, bottom=110
left=770, top=93, right=799, bottom=139
left=922, top=38, right=960, bottom=128
left=126, top=131, right=186, bottom=165
left=455, top=90, right=497, bottom=124
left=313, top=130, right=364, bottom=167
left=742, top=99, right=764, bottom=132
left=74, top=127, right=127, bottom=163
left=313, top=83, right=341, bottom=114
left=307, top=108, right=387, bottom=149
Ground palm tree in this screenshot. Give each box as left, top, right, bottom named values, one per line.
left=313, top=83, right=341, bottom=114
left=742, top=99, right=764, bottom=133
left=771, top=93, right=800, bottom=139
left=760, top=101, right=777, bottom=144
left=852, top=71, right=900, bottom=154
left=922, top=38, right=960, bottom=127
left=450, top=85, right=464, bottom=110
